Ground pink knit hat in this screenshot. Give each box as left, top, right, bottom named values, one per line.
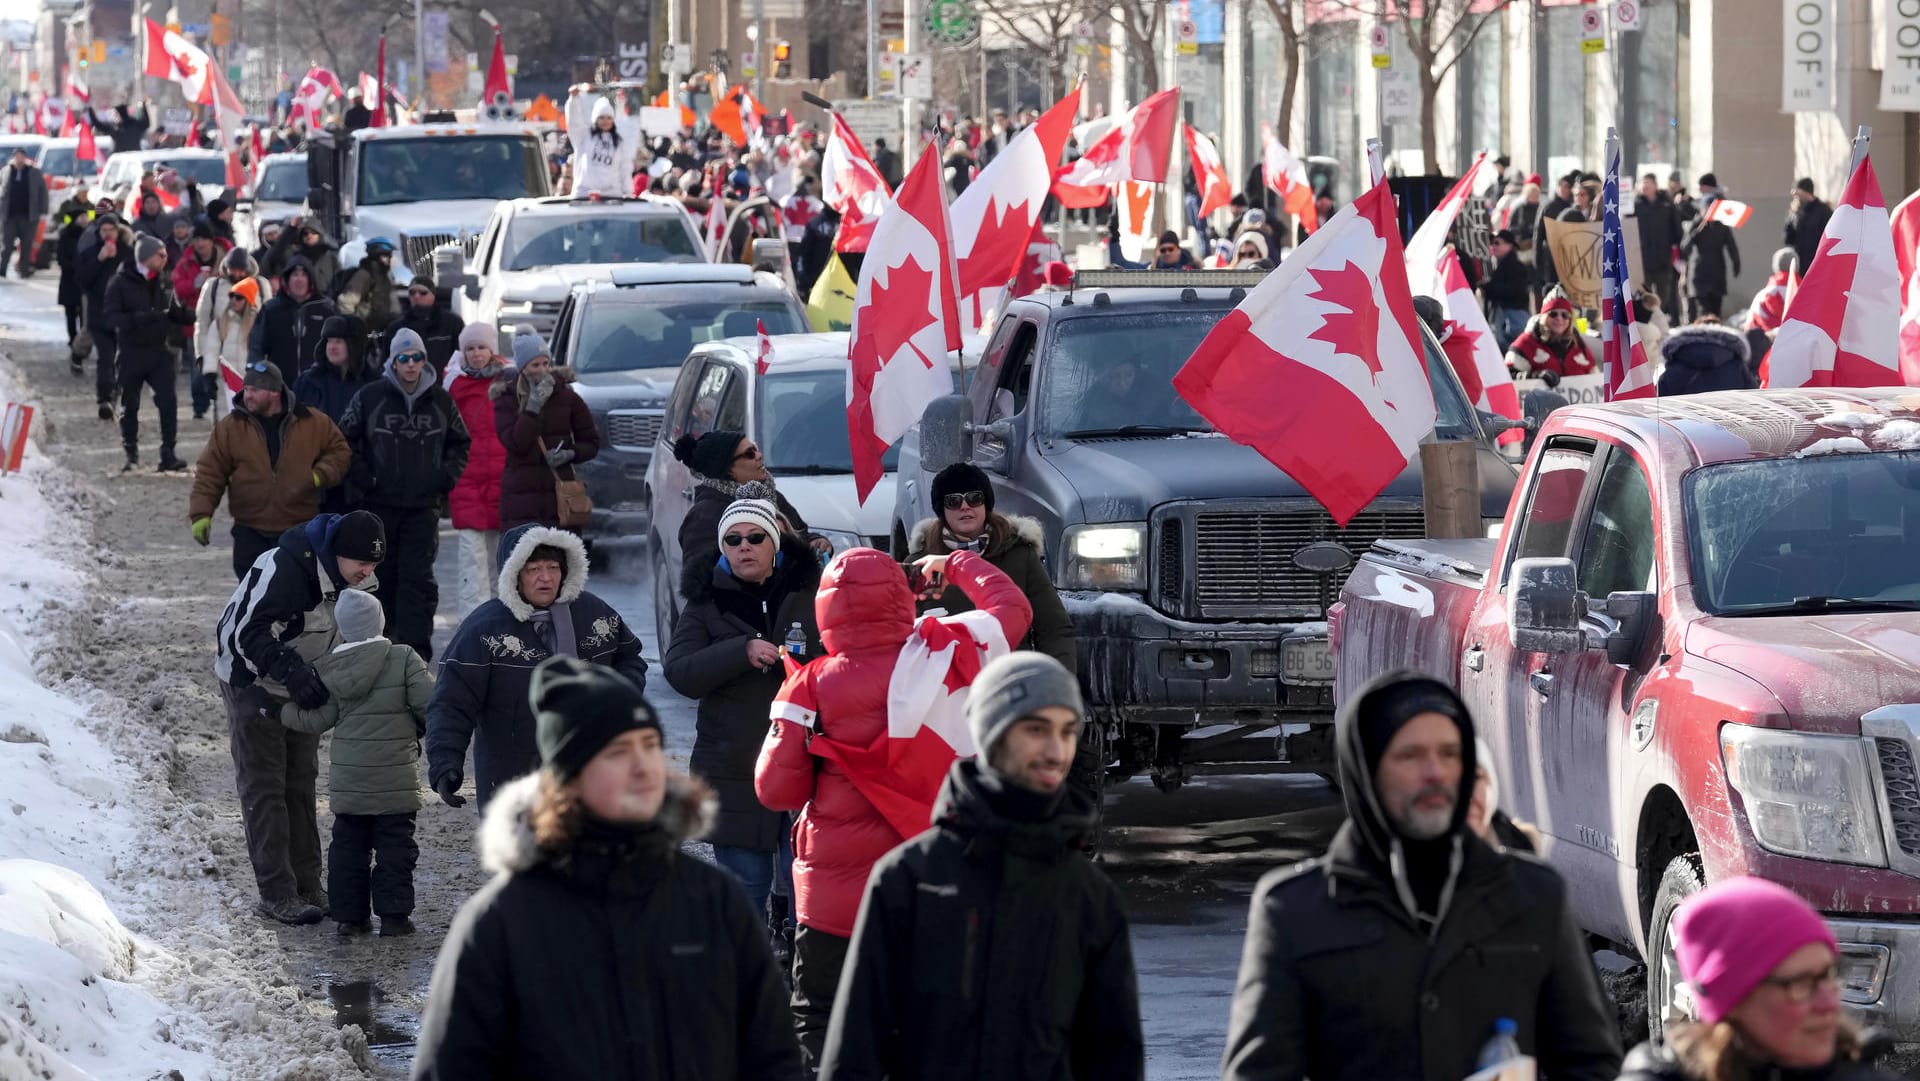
left=1673, top=876, right=1838, bottom=1023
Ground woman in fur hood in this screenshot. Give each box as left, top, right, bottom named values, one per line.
left=413, top=656, right=801, bottom=1080
left=908, top=462, right=1077, bottom=671
left=490, top=326, right=599, bottom=530
left=1657, top=316, right=1757, bottom=397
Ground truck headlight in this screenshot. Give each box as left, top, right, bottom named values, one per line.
left=1061, top=523, right=1147, bottom=592
left=499, top=299, right=535, bottom=316
left=1721, top=725, right=1887, bottom=867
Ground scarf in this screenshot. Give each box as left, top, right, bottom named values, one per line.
left=696, top=474, right=778, bottom=499
left=942, top=527, right=988, bottom=554
left=526, top=602, right=579, bottom=658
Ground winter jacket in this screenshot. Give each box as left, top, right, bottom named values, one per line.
left=411, top=772, right=803, bottom=1081
left=2, top=161, right=47, bottom=223
left=290, top=340, right=380, bottom=426
left=55, top=203, right=91, bottom=307
left=76, top=221, right=134, bottom=328
left=1785, top=196, right=1833, bottom=277
left=664, top=531, right=823, bottom=852
left=1504, top=318, right=1597, bottom=379
left=1220, top=673, right=1622, bottom=1081
left=491, top=368, right=600, bottom=531
left=566, top=91, right=643, bottom=197
left=1480, top=251, right=1531, bottom=309
left=1634, top=192, right=1682, bottom=276
left=755, top=549, right=1033, bottom=938
left=425, top=525, right=648, bottom=806
left=1681, top=212, right=1742, bottom=296
left=337, top=257, right=397, bottom=334
left=267, top=226, right=340, bottom=294
left=215, top=515, right=374, bottom=699
left=250, top=257, right=340, bottom=371
left=909, top=515, right=1076, bottom=672
left=1746, top=269, right=1791, bottom=334
left=678, top=481, right=814, bottom=597
left=103, top=260, right=193, bottom=370
left=190, top=389, right=351, bottom=532
left=195, top=277, right=259, bottom=376
left=448, top=366, right=509, bottom=531
left=382, top=300, right=464, bottom=374
left=819, top=759, right=1144, bottom=1081
left=1615, top=1039, right=1904, bottom=1081
left=338, top=367, right=471, bottom=510
left=282, top=637, right=431, bottom=815
left=171, top=244, right=223, bottom=310
left=1657, top=322, right=1757, bottom=397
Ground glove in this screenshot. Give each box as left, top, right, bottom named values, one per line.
left=546, top=446, right=575, bottom=468
left=284, top=662, right=330, bottom=710
left=524, top=376, right=554, bottom=414
left=1537, top=369, right=1562, bottom=389
left=311, top=470, right=323, bottom=488
left=190, top=517, right=212, bottom=546
left=434, top=775, right=467, bottom=808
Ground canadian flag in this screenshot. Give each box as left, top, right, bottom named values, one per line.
left=1439, top=249, right=1521, bottom=444
left=75, top=113, right=97, bottom=163
left=1012, top=216, right=1064, bottom=298
left=1262, top=126, right=1319, bottom=234
left=950, top=86, right=1078, bottom=324
left=1891, top=191, right=1920, bottom=380
left=1052, top=89, right=1180, bottom=208
left=1172, top=178, right=1434, bottom=526
left=847, top=143, right=962, bottom=503
left=821, top=112, right=892, bottom=254
left=704, top=186, right=729, bottom=261
left=755, top=318, right=773, bottom=375
left=1185, top=124, right=1233, bottom=218
left=144, top=19, right=215, bottom=106
left=1403, top=151, right=1489, bottom=299
left=1707, top=199, right=1753, bottom=228
left=288, top=67, right=342, bottom=129
left=1764, top=156, right=1904, bottom=389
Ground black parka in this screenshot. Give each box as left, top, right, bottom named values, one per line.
left=102, top=260, right=192, bottom=370
left=411, top=771, right=803, bottom=1081
left=249, top=255, right=339, bottom=371
left=819, top=759, right=1144, bottom=1081
left=382, top=299, right=465, bottom=373
left=663, top=531, right=822, bottom=851
left=1220, top=672, right=1622, bottom=1081
left=338, top=368, right=471, bottom=509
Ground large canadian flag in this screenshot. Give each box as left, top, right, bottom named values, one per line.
left=288, top=66, right=342, bottom=129
left=1262, top=127, right=1319, bottom=234
left=1439, top=249, right=1521, bottom=444
left=1403, top=151, right=1489, bottom=298
left=1173, top=178, right=1434, bottom=526
left=821, top=112, right=892, bottom=254
left=1765, top=156, right=1904, bottom=389
left=847, top=144, right=962, bottom=502
left=1185, top=124, right=1233, bottom=218
left=950, top=86, right=1078, bottom=319
left=1052, top=88, right=1179, bottom=208
left=144, top=19, right=215, bottom=105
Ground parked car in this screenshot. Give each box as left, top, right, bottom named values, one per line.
left=236, top=151, right=306, bottom=249
left=440, top=194, right=706, bottom=340
left=895, top=269, right=1520, bottom=793
left=1329, top=388, right=1920, bottom=1044
left=91, top=147, right=229, bottom=209
left=645, top=332, right=969, bottom=645
left=31, top=136, right=112, bottom=268
left=551, top=263, right=809, bottom=545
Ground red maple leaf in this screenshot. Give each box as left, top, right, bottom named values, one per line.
left=1785, top=233, right=1855, bottom=342
left=1306, top=261, right=1384, bottom=380
left=853, top=257, right=940, bottom=387
left=959, top=196, right=1033, bottom=295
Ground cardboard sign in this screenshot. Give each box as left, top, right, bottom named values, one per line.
left=1515, top=372, right=1607, bottom=406
left=1543, top=216, right=1644, bottom=310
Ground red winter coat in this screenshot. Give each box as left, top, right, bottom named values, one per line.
left=171, top=241, right=231, bottom=311
left=491, top=367, right=600, bottom=531
left=754, top=548, right=1032, bottom=939
left=449, top=367, right=509, bottom=530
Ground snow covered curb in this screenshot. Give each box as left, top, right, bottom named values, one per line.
left=0, top=317, right=373, bottom=1078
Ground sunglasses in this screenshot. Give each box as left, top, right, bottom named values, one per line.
left=1157, top=246, right=1179, bottom=255
left=246, top=361, right=271, bottom=373
left=722, top=530, right=770, bottom=548
left=942, top=491, right=987, bottom=510
left=734, top=444, right=762, bottom=461
left=394, top=352, right=427, bottom=364
left=1546, top=312, right=1571, bottom=320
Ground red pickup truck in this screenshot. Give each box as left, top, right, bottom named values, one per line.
left=1328, top=388, right=1920, bottom=1040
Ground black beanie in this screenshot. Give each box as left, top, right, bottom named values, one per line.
left=673, top=429, right=745, bottom=480
left=1356, top=677, right=1468, bottom=778
left=931, top=462, right=994, bottom=515
left=332, top=510, right=387, bottom=564
left=532, top=656, right=662, bottom=779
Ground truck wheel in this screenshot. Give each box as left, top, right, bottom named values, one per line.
left=651, top=539, right=677, bottom=649
left=1645, top=853, right=1705, bottom=1042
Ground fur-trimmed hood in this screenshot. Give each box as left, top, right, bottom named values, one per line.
left=494, top=523, right=590, bottom=621
left=478, top=770, right=718, bottom=876
left=489, top=364, right=577, bottom=405
left=908, top=512, right=1045, bottom=560
left=1659, top=321, right=1751, bottom=369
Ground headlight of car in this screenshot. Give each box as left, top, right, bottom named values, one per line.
left=1060, top=523, right=1148, bottom=592
left=498, top=299, right=535, bottom=317
left=814, top=528, right=863, bottom=557
left=1721, top=725, right=1887, bottom=866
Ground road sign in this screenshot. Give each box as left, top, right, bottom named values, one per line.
left=1580, top=6, right=1606, bottom=53
left=924, top=0, right=979, bottom=45
left=210, top=13, right=231, bottom=46
left=162, top=108, right=193, bottom=136
left=1369, top=24, right=1391, bottom=68
left=741, top=51, right=757, bottom=78
left=898, top=52, right=931, bottom=99
left=1072, top=20, right=1094, bottom=57
left=833, top=98, right=903, bottom=153
left=665, top=41, right=692, bottom=76
left=1176, top=17, right=1198, bottom=55
left=1612, top=0, right=1640, bottom=30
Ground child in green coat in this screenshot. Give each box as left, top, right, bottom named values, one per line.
left=284, top=587, right=433, bottom=937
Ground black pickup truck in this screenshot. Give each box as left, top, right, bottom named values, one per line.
left=891, top=270, right=1521, bottom=790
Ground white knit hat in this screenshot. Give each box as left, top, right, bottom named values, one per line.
left=717, top=499, right=780, bottom=547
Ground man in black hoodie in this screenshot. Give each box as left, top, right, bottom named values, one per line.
left=821, top=651, right=1145, bottom=1081
left=103, top=234, right=195, bottom=471
left=380, top=275, right=465, bottom=372
left=250, top=256, right=338, bottom=373
left=76, top=212, right=133, bottom=418
left=337, top=328, right=470, bottom=659
left=1220, top=671, right=1621, bottom=1081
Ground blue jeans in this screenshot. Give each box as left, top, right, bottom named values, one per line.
left=712, top=844, right=776, bottom=917
left=1493, top=307, right=1530, bottom=354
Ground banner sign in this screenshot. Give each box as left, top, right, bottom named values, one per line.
left=1783, top=0, right=1835, bottom=113
left=1883, top=0, right=1920, bottom=112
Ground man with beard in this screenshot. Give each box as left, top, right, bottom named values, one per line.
left=189, top=361, right=352, bottom=576
left=1220, top=672, right=1620, bottom=1081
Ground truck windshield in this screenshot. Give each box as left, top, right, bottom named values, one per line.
left=254, top=160, right=306, bottom=201
left=38, top=146, right=97, bottom=177
left=1688, top=451, right=1920, bottom=614
left=1040, top=309, right=1480, bottom=440
left=356, top=135, right=546, bottom=206
left=759, top=368, right=956, bottom=474
left=502, top=215, right=699, bottom=270
left=576, top=298, right=803, bottom=374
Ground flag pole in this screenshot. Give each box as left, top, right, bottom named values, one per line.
left=1365, top=137, right=1384, bottom=186
left=1849, top=125, right=1872, bottom=178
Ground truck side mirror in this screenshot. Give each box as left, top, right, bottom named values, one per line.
left=1509, top=557, right=1585, bottom=653
left=918, top=394, right=974, bottom=475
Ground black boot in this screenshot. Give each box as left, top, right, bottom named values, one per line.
left=98, top=401, right=113, bottom=421
left=157, top=450, right=188, bottom=473
left=120, top=454, right=138, bottom=473
left=378, top=916, right=416, bottom=938
left=335, top=918, right=373, bottom=937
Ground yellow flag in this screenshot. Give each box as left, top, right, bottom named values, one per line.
left=807, top=254, right=856, bottom=332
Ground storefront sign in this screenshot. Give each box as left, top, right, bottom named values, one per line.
left=1543, top=217, right=1645, bottom=310
left=1883, top=0, right=1920, bottom=112
left=1782, top=0, right=1835, bottom=113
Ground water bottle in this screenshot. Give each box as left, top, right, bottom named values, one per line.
left=1476, top=1017, right=1521, bottom=1071
left=783, top=622, right=807, bottom=661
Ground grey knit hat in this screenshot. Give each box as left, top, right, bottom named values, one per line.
left=512, top=324, right=551, bottom=367
left=967, top=652, right=1084, bottom=760
left=334, top=586, right=386, bottom=643
left=134, top=233, right=166, bottom=264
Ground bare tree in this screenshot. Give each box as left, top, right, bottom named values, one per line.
left=974, top=0, right=1087, bottom=95
left=1257, top=0, right=1301, bottom=148
left=1106, top=0, right=1160, bottom=101
left=1326, top=0, right=1511, bottom=172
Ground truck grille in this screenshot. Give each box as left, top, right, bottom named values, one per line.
left=604, top=409, right=663, bottom=452
left=1190, top=508, right=1427, bottom=616
left=403, top=233, right=458, bottom=275
left=1876, top=737, right=1920, bottom=858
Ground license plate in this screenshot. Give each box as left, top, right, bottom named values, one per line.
left=1281, top=637, right=1335, bottom=685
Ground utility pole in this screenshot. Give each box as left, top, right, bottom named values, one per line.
left=413, top=0, right=423, bottom=109
left=865, top=0, right=877, bottom=99
left=753, top=0, right=765, bottom=101
left=901, top=0, right=922, bottom=168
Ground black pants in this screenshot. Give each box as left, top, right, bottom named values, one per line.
left=0, top=214, right=31, bottom=276
left=368, top=504, right=440, bottom=661
left=63, top=301, right=81, bottom=345
left=92, top=325, right=118, bottom=407
left=792, top=925, right=851, bottom=1074
left=118, top=348, right=178, bottom=460
left=328, top=812, right=418, bottom=923
left=232, top=523, right=282, bottom=578
left=1686, top=292, right=1724, bottom=324
left=221, top=680, right=322, bottom=903
left=184, top=338, right=216, bottom=417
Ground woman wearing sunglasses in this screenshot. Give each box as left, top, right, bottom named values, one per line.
left=1503, top=293, right=1595, bottom=382
left=1620, top=876, right=1901, bottom=1081
left=671, top=428, right=822, bottom=580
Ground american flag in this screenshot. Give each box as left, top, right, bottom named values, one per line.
left=1600, top=139, right=1656, bottom=400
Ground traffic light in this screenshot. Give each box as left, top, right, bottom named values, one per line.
left=772, top=40, right=790, bottom=77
